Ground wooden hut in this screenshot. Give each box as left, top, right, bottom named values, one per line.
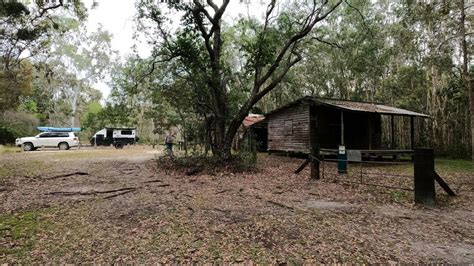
left=265, top=97, right=429, bottom=157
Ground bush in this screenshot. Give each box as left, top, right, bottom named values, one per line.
left=0, top=111, right=39, bottom=144
left=155, top=151, right=257, bottom=175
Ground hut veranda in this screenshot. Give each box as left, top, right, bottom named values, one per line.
left=265, top=97, right=430, bottom=159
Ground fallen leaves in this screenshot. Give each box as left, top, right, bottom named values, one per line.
left=0, top=152, right=472, bottom=264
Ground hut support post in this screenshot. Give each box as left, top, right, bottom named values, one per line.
left=311, top=106, right=320, bottom=180
left=391, top=115, right=395, bottom=149
left=340, top=111, right=344, bottom=145
left=410, top=116, right=415, bottom=150
left=368, top=115, right=372, bottom=150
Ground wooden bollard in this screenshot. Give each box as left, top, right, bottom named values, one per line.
left=413, top=148, right=436, bottom=206
left=311, top=146, right=320, bottom=180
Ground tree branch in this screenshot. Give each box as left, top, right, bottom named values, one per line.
left=343, top=0, right=374, bottom=39
left=32, top=0, right=64, bottom=22
left=312, top=36, right=343, bottom=49
left=254, top=0, right=342, bottom=92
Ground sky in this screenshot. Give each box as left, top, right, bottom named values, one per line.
left=84, top=0, right=144, bottom=100
left=83, top=0, right=270, bottom=100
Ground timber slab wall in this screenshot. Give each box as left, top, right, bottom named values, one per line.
left=267, top=103, right=310, bottom=153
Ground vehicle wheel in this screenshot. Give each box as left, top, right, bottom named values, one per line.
left=23, top=143, right=34, bottom=152
left=115, top=142, right=124, bottom=149
left=58, top=142, right=69, bottom=150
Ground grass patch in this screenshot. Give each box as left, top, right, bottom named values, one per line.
left=0, top=210, right=49, bottom=258
left=354, top=158, right=472, bottom=177
left=435, top=158, right=473, bottom=173
left=0, top=145, right=21, bottom=154
left=390, top=190, right=409, bottom=202
left=0, top=160, right=49, bottom=182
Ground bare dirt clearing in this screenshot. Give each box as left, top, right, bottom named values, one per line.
left=0, top=147, right=473, bottom=263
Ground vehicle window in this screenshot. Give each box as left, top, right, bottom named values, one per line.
left=57, top=133, right=69, bottom=137
left=121, top=130, right=133, bottom=135
left=39, top=133, right=53, bottom=138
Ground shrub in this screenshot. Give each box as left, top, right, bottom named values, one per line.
left=155, top=151, right=257, bottom=175
left=0, top=111, right=39, bottom=144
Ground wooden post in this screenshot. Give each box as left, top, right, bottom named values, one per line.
left=410, top=116, right=415, bottom=150
left=340, top=111, right=344, bottom=145
left=391, top=115, right=395, bottom=149
left=368, top=115, right=372, bottom=150
left=414, top=148, right=436, bottom=206
left=310, top=105, right=320, bottom=180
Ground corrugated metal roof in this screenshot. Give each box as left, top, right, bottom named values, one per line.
left=265, top=96, right=430, bottom=117
left=316, top=99, right=430, bottom=117
left=243, top=114, right=265, bottom=127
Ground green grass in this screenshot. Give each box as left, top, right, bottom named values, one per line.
left=0, top=160, right=49, bottom=182
left=435, top=158, right=473, bottom=173
left=351, top=158, right=473, bottom=176
left=0, top=210, right=49, bottom=258
left=0, top=145, right=21, bottom=154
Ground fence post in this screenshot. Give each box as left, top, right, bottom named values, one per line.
left=413, top=148, right=436, bottom=206
left=310, top=104, right=320, bottom=180
left=311, top=146, right=320, bottom=180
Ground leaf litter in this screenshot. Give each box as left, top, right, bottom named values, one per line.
left=0, top=151, right=473, bottom=263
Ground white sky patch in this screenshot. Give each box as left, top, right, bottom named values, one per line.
left=82, top=0, right=271, bottom=101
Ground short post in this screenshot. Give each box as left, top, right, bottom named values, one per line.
left=311, top=145, right=320, bottom=180
left=414, top=148, right=436, bottom=206
left=337, top=145, right=347, bottom=174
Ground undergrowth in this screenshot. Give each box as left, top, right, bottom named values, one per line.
left=156, top=151, right=257, bottom=174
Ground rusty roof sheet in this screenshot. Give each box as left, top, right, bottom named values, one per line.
left=243, top=115, right=265, bottom=127
left=265, top=96, right=430, bottom=117
left=316, top=99, right=430, bottom=117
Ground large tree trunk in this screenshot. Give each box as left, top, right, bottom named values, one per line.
left=188, top=0, right=342, bottom=161
left=460, top=0, right=473, bottom=160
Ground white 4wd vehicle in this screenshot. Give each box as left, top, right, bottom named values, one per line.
left=15, top=132, right=80, bottom=151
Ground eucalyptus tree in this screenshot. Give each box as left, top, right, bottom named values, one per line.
left=0, top=0, right=86, bottom=113
left=33, top=20, right=115, bottom=127
left=0, top=0, right=87, bottom=70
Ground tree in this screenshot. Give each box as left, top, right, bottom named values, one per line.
left=137, top=0, right=342, bottom=159
left=0, top=0, right=86, bottom=71
left=31, top=20, right=114, bottom=127
left=459, top=0, right=473, bottom=160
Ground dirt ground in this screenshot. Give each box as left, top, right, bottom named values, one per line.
left=0, top=146, right=473, bottom=263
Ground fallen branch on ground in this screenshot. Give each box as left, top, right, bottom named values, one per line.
left=47, top=172, right=89, bottom=180
left=144, top=179, right=163, bottom=183
left=213, top=207, right=231, bottom=213
left=46, top=187, right=137, bottom=196
left=103, top=189, right=136, bottom=199
left=266, top=200, right=294, bottom=210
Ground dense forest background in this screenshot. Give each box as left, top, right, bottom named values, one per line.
left=0, top=0, right=472, bottom=158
